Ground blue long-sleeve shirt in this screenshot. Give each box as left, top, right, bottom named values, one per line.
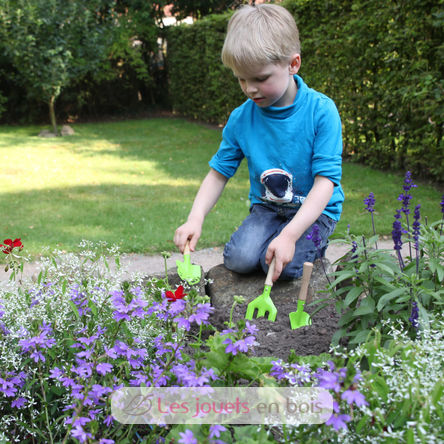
left=209, top=75, right=344, bottom=221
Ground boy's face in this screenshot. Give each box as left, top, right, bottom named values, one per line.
left=233, top=55, right=301, bottom=108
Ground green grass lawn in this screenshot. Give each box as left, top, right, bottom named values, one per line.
left=1, top=118, right=442, bottom=258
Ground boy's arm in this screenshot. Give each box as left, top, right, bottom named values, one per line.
left=265, top=175, right=334, bottom=281
left=174, top=168, right=228, bottom=253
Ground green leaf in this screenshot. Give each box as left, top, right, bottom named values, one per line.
left=353, top=297, right=375, bottom=316
left=349, top=329, right=371, bottom=344
left=371, top=375, right=389, bottom=401
left=356, top=414, right=370, bottom=433
left=376, top=288, right=406, bottom=311
left=330, top=271, right=356, bottom=287
left=344, top=286, right=363, bottom=306
left=88, top=299, right=98, bottom=316
left=331, top=328, right=347, bottom=345
left=68, top=300, right=80, bottom=320
left=338, top=310, right=354, bottom=327
left=373, top=262, right=396, bottom=276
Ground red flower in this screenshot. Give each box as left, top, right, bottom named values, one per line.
left=1, top=238, right=23, bottom=254
left=165, top=285, right=187, bottom=302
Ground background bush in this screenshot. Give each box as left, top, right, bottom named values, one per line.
left=166, top=12, right=244, bottom=123
left=166, top=0, right=444, bottom=182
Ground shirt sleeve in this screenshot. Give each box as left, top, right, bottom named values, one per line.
left=209, top=110, right=245, bottom=179
left=311, top=98, right=343, bottom=186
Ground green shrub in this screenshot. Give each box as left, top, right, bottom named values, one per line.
left=166, top=12, right=244, bottom=124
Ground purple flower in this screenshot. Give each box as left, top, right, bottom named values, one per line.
left=413, top=204, right=421, bottom=250
left=341, top=388, right=368, bottom=407
left=179, top=429, right=197, bottom=444
left=326, top=413, right=351, bottom=431
left=96, top=363, right=113, bottom=376
left=129, top=371, right=149, bottom=386
left=18, top=323, right=56, bottom=363
left=270, top=360, right=288, bottom=381
left=0, top=379, right=16, bottom=397
left=168, top=298, right=187, bottom=316
left=441, top=194, right=444, bottom=214
left=11, top=397, right=26, bottom=409
left=397, top=171, right=417, bottom=215
left=244, top=321, right=258, bottom=335
left=233, top=336, right=256, bottom=353
left=174, top=316, right=191, bottom=331
left=72, top=416, right=91, bottom=427
left=209, top=425, right=227, bottom=439
left=111, top=292, right=148, bottom=321
left=0, top=322, right=10, bottom=336
left=88, top=384, right=112, bottom=401
left=70, top=285, right=91, bottom=316
left=306, top=224, right=322, bottom=249
left=409, top=301, right=419, bottom=330
left=315, top=369, right=341, bottom=392
left=71, top=425, right=93, bottom=443
left=222, top=337, right=238, bottom=355
left=364, top=192, right=375, bottom=213
left=104, top=415, right=114, bottom=427
left=71, top=363, right=93, bottom=379
left=188, top=303, right=213, bottom=325
left=99, top=440, right=115, bottom=444
left=392, top=209, right=405, bottom=270
left=392, top=210, right=403, bottom=251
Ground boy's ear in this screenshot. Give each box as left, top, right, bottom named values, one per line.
left=289, top=54, right=301, bottom=75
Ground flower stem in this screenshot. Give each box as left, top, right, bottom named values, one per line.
left=39, top=368, right=54, bottom=444
left=405, top=213, right=412, bottom=258
left=371, top=213, right=378, bottom=249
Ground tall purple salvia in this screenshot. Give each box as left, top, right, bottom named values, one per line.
left=392, top=209, right=404, bottom=270
left=397, top=171, right=417, bottom=257
left=398, top=171, right=417, bottom=215
left=306, top=224, right=331, bottom=284
left=412, top=204, right=421, bottom=275
left=306, top=224, right=322, bottom=249
left=364, top=192, right=378, bottom=248
left=408, top=300, right=419, bottom=331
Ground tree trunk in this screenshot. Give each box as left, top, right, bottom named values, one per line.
left=49, top=95, right=58, bottom=135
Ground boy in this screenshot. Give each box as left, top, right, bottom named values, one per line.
left=174, top=4, right=344, bottom=282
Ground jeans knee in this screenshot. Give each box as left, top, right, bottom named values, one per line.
left=279, top=265, right=303, bottom=280
left=223, top=244, right=260, bottom=274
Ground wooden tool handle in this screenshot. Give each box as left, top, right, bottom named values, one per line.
left=298, top=262, right=313, bottom=302
left=265, top=257, right=276, bottom=286
left=184, top=240, right=191, bottom=255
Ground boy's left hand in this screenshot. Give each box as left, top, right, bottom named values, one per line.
left=265, top=233, right=295, bottom=282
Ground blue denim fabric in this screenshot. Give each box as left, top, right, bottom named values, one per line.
left=223, top=203, right=337, bottom=280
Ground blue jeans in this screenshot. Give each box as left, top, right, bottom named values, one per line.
left=223, top=203, right=337, bottom=280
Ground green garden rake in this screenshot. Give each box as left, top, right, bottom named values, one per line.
left=245, top=257, right=277, bottom=322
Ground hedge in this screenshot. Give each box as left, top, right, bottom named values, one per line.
left=166, top=0, right=444, bottom=182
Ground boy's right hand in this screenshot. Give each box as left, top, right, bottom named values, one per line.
left=174, top=219, right=202, bottom=253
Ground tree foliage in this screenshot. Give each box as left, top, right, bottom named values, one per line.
left=0, top=0, right=163, bottom=131
left=0, top=0, right=118, bottom=133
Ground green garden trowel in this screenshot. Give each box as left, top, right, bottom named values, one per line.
left=245, top=257, right=277, bottom=322
left=289, top=262, right=313, bottom=329
left=176, top=240, right=201, bottom=285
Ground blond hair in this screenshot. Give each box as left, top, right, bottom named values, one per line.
left=221, top=4, right=300, bottom=71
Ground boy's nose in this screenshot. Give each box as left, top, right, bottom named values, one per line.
left=245, top=82, right=258, bottom=94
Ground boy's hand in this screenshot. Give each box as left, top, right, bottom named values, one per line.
left=265, top=233, right=296, bottom=282
left=174, top=219, right=202, bottom=253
